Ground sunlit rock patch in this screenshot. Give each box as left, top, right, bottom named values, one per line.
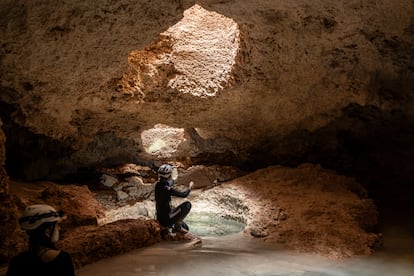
left=120, top=4, right=240, bottom=99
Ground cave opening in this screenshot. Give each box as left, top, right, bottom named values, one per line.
left=120, top=3, right=240, bottom=100
left=141, top=124, right=186, bottom=158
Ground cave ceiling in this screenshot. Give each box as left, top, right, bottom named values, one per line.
left=0, top=0, right=413, bottom=180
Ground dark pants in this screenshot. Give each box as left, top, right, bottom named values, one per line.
left=162, top=201, right=191, bottom=228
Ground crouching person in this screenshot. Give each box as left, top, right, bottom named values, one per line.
left=7, top=204, right=75, bottom=276
left=155, top=164, right=194, bottom=235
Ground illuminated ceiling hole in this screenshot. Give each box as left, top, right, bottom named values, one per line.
left=164, top=4, right=240, bottom=97
left=123, top=4, right=240, bottom=99
left=141, top=124, right=185, bottom=158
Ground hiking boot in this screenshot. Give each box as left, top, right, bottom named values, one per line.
left=180, top=221, right=189, bottom=231
left=172, top=223, right=188, bottom=234
left=160, top=227, right=172, bottom=239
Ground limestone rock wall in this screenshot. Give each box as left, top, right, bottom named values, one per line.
left=197, top=164, right=382, bottom=258
left=0, top=118, right=20, bottom=264
left=0, top=0, right=413, bottom=198
left=0, top=117, right=7, bottom=197
left=59, top=219, right=161, bottom=269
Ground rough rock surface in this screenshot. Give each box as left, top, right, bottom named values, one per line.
left=196, top=164, right=382, bottom=258
left=0, top=0, right=410, bottom=270
left=91, top=164, right=383, bottom=259
left=9, top=180, right=105, bottom=229
left=58, top=219, right=161, bottom=269
left=0, top=118, right=21, bottom=264
left=0, top=162, right=382, bottom=272
left=1, top=179, right=163, bottom=271
left=175, top=165, right=247, bottom=189
left=0, top=0, right=412, bottom=187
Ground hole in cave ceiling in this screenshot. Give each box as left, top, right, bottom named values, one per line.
left=122, top=4, right=240, bottom=99
left=141, top=124, right=185, bottom=158
left=164, top=4, right=240, bottom=97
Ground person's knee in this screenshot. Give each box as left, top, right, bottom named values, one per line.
left=180, top=201, right=191, bottom=215
left=184, top=201, right=192, bottom=211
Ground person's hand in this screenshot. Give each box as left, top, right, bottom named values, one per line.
left=188, top=181, right=194, bottom=189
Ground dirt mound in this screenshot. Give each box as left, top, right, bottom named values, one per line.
left=198, top=164, right=382, bottom=258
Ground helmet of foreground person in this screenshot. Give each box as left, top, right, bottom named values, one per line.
left=158, top=164, right=173, bottom=179
left=19, top=204, right=62, bottom=231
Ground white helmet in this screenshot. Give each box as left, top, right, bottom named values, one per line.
left=158, top=164, right=173, bottom=178
left=19, top=204, right=61, bottom=231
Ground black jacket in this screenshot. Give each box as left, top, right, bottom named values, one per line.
left=7, top=250, right=75, bottom=276
left=155, top=179, right=191, bottom=224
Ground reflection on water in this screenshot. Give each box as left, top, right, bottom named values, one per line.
left=185, top=211, right=246, bottom=237
left=77, top=229, right=414, bottom=276
left=77, top=213, right=414, bottom=276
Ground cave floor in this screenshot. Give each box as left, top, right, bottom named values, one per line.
left=76, top=221, right=414, bottom=276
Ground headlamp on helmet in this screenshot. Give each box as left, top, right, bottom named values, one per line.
left=19, top=204, right=63, bottom=231
left=158, top=164, right=173, bottom=179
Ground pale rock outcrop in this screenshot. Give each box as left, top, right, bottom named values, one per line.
left=196, top=164, right=382, bottom=258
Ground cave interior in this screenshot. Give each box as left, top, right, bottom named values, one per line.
left=0, top=0, right=413, bottom=273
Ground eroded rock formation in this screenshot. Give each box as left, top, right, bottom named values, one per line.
left=0, top=0, right=412, bottom=187
left=0, top=117, right=21, bottom=264
left=0, top=0, right=412, bottom=270
left=1, top=179, right=161, bottom=270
